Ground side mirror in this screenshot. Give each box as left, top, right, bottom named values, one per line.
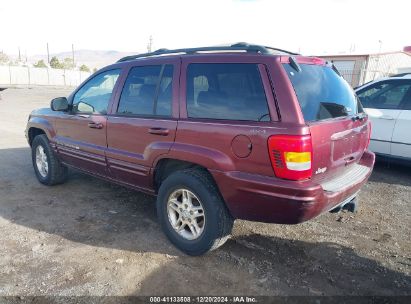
left=50, top=97, right=69, bottom=111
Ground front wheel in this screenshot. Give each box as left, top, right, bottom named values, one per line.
left=31, top=134, right=67, bottom=185
left=156, top=169, right=234, bottom=256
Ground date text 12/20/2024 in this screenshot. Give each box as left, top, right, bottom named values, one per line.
left=149, top=296, right=257, bottom=303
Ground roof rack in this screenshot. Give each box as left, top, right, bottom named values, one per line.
left=263, top=46, right=299, bottom=56
left=117, top=42, right=299, bottom=62
left=390, top=72, right=411, bottom=78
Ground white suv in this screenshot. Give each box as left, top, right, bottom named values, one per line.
left=356, top=73, right=411, bottom=162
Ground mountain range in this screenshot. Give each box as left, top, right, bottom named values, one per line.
left=28, top=49, right=136, bottom=69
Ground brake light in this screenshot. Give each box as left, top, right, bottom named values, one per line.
left=311, top=57, right=326, bottom=65
left=268, top=135, right=312, bottom=180
left=366, top=121, right=372, bottom=149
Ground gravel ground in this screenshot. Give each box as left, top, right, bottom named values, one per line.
left=0, top=87, right=410, bottom=296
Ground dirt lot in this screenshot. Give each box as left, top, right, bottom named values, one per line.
left=0, top=87, right=410, bottom=296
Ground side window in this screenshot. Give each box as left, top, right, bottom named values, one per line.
left=186, top=63, right=270, bottom=121
left=156, top=65, right=174, bottom=116
left=402, top=87, right=411, bottom=110
left=72, top=69, right=120, bottom=114
left=357, top=81, right=411, bottom=110
left=117, top=64, right=173, bottom=116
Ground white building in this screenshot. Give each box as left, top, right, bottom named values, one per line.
left=318, top=46, right=411, bottom=87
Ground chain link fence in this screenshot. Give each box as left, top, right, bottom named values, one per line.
left=338, top=69, right=394, bottom=88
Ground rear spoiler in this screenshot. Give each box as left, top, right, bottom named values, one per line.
left=280, top=57, right=342, bottom=77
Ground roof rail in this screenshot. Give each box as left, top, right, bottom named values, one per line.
left=263, top=46, right=299, bottom=56
left=117, top=43, right=298, bottom=62
left=390, top=72, right=411, bottom=78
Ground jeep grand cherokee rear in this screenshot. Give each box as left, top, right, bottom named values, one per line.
left=212, top=56, right=374, bottom=226
left=26, top=44, right=374, bottom=256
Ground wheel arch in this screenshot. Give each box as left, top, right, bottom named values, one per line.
left=28, top=127, right=46, bottom=146
left=27, top=117, right=56, bottom=146
left=153, top=158, right=212, bottom=193
left=151, top=156, right=237, bottom=218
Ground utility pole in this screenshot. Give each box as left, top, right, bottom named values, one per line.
left=147, top=35, right=153, bottom=53
left=349, top=43, right=356, bottom=54
left=374, top=40, right=383, bottom=80
left=378, top=40, right=383, bottom=54
left=72, top=43, right=75, bottom=68
left=18, top=47, right=21, bottom=62
left=46, top=43, right=50, bottom=64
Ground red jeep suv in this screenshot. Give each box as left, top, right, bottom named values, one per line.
left=26, top=43, right=375, bottom=255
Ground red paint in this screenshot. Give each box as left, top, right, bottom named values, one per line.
left=211, top=150, right=374, bottom=224
left=279, top=56, right=326, bottom=65
left=403, top=46, right=411, bottom=53
left=26, top=50, right=375, bottom=225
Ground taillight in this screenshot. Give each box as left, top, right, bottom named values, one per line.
left=268, top=135, right=312, bottom=181
left=366, top=121, right=372, bottom=149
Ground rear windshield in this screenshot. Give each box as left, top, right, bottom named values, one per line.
left=283, top=63, right=361, bottom=121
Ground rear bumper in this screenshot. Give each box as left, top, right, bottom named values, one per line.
left=211, top=150, right=375, bottom=224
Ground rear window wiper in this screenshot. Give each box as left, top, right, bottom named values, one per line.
left=326, top=61, right=342, bottom=76
left=332, top=64, right=341, bottom=76
left=289, top=56, right=302, bottom=73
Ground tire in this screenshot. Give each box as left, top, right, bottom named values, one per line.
left=31, top=134, right=68, bottom=185
left=156, top=169, right=234, bottom=256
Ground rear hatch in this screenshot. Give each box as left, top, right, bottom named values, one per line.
left=282, top=59, right=371, bottom=183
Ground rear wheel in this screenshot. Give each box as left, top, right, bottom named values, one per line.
left=31, top=134, right=67, bottom=185
left=156, top=169, right=233, bottom=256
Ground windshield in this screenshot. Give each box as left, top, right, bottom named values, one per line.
left=283, top=63, right=362, bottom=121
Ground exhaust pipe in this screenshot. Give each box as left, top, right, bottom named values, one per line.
left=342, top=197, right=358, bottom=213
left=330, top=197, right=358, bottom=213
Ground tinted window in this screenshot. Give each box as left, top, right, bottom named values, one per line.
left=402, top=88, right=411, bottom=110
left=157, top=65, right=174, bottom=116
left=357, top=80, right=411, bottom=110
left=186, top=63, right=270, bottom=121
left=117, top=65, right=173, bottom=116
left=283, top=64, right=361, bottom=121
left=72, top=69, right=120, bottom=114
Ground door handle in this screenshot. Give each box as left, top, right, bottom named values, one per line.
left=148, top=127, right=169, bottom=136
left=88, top=122, right=103, bottom=129
left=380, top=115, right=394, bottom=120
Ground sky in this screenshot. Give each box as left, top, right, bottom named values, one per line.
left=0, top=0, right=410, bottom=57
